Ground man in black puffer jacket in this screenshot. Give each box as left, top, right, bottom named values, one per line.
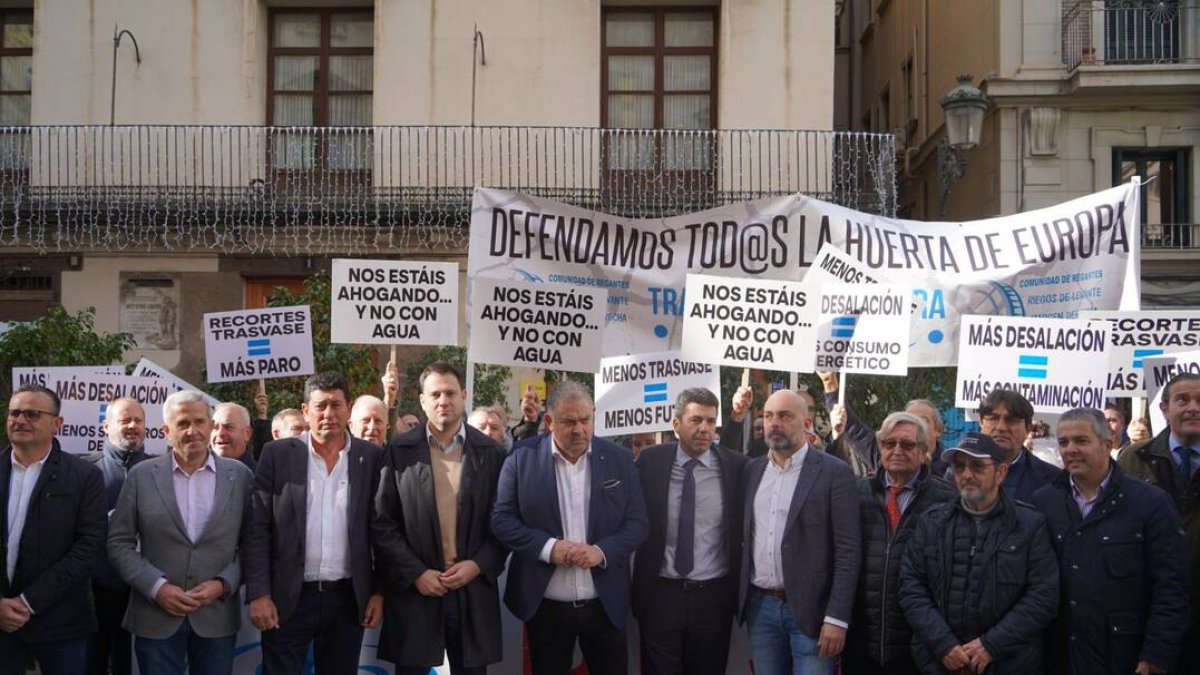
left=899, top=433, right=1059, bottom=675
left=844, top=412, right=957, bottom=675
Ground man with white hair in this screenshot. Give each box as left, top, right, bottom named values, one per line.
left=108, top=390, right=253, bottom=675
left=350, top=395, right=389, bottom=447
left=212, top=402, right=256, bottom=471
left=468, top=408, right=506, bottom=448
left=271, top=408, right=306, bottom=440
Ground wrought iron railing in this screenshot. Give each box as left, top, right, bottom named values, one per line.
left=0, top=126, right=896, bottom=255
left=1063, top=0, right=1198, bottom=71
left=1143, top=222, right=1199, bottom=248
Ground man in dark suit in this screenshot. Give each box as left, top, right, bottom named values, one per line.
left=373, top=361, right=507, bottom=675
left=1, top=384, right=107, bottom=675
left=633, top=387, right=747, bottom=675
left=492, top=381, right=649, bottom=675
left=739, top=389, right=860, bottom=675
left=244, top=371, right=384, bottom=674
left=86, top=396, right=150, bottom=675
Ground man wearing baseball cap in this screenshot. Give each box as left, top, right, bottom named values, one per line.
left=898, top=432, right=1059, bottom=675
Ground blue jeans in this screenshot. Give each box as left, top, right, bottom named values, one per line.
left=134, top=618, right=235, bottom=675
left=0, top=633, right=88, bottom=675
left=746, top=593, right=834, bottom=675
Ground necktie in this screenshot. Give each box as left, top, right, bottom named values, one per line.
left=886, top=485, right=903, bottom=531
left=675, top=459, right=700, bottom=577
left=1179, top=447, right=1195, bottom=487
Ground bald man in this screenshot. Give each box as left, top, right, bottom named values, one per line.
left=212, top=402, right=256, bottom=472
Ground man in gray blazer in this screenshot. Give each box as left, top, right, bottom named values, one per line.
left=108, top=390, right=254, bottom=675
left=739, top=389, right=860, bottom=675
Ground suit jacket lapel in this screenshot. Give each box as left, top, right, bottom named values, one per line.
left=291, top=441, right=307, bottom=548
left=152, top=454, right=190, bottom=542
left=418, top=440, right=444, bottom=563
left=347, top=441, right=366, bottom=544
left=0, top=449, right=13, bottom=543
left=197, top=456, right=235, bottom=544
left=537, top=436, right=563, bottom=535
left=784, top=450, right=823, bottom=537
left=714, top=447, right=736, bottom=546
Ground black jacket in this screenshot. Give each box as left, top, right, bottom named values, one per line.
left=845, top=467, right=957, bottom=672
left=82, top=441, right=149, bottom=589
left=373, top=424, right=508, bottom=668
left=898, top=492, right=1059, bottom=675
left=0, top=440, right=107, bottom=643
left=1003, top=449, right=1061, bottom=503
left=1030, top=463, right=1190, bottom=674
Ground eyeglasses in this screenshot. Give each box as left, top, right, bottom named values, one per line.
left=6, top=409, right=56, bottom=422
left=980, top=413, right=1027, bottom=426
left=881, top=438, right=920, bottom=452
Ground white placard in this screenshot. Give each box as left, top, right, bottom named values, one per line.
left=203, top=305, right=315, bottom=383
left=955, top=315, right=1110, bottom=414
left=594, top=350, right=721, bottom=436
left=131, top=358, right=220, bottom=409
left=814, top=283, right=912, bottom=376
left=680, top=274, right=817, bottom=371
left=32, top=372, right=175, bottom=454
left=1080, top=310, right=1200, bottom=397
left=12, top=365, right=125, bottom=390
left=330, top=259, right=459, bottom=345
left=469, top=278, right=606, bottom=372
left=1142, top=350, right=1200, bottom=434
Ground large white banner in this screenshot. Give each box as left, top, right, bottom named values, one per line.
left=330, top=258, right=459, bottom=345
left=955, top=315, right=1110, bottom=414
left=12, top=365, right=125, bottom=389
left=594, top=350, right=721, bottom=436
left=468, top=184, right=1139, bottom=367
left=1080, top=310, right=1200, bottom=396
left=203, top=306, right=315, bottom=383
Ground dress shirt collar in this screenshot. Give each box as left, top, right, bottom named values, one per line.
left=427, top=421, right=466, bottom=453
left=305, top=430, right=352, bottom=458
left=884, top=469, right=921, bottom=491
left=767, top=443, right=808, bottom=472
left=551, top=439, right=592, bottom=464
left=170, top=448, right=215, bottom=476
left=674, top=445, right=716, bottom=469
left=1169, top=433, right=1197, bottom=454
left=10, top=447, right=48, bottom=471
left=1010, top=448, right=1026, bottom=466
left=1070, top=464, right=1113, bottom=499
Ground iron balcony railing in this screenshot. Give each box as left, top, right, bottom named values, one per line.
left=1063, top=0, right=1199, bottom=71
left=1143, top=222, right=1200, bottom=248
left=0, top=126, right=896, bottom=255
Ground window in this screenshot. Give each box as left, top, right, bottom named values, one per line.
left=902, top=55, right=916, bottom=127
left=880, top=86, right=890, bottom=134
left=268, top=10, right=373, bottom=171
left=0, top=12, right=31, bottom=127
left=1104, top=0, right=1179, bottom=63
left=1114, top=147, right=1191, bottom=244
left=602, top=9, right=716, bottom=171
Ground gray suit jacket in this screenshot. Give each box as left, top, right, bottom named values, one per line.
left=107, top=451, right=253, bottom=639
left=739, top=448, right=861, bottom=638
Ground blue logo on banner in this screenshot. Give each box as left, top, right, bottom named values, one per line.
left=1133, top=348, right=1164, bottom=369
left=1017, top=354, right=1049, bottom=379
left=832, top=316, right=857, bottom=338
left=644, top=382, right=668, bottom=404
left=247, top=339, right=272, bottom=357
left=98, top=403, right=108, bottom=426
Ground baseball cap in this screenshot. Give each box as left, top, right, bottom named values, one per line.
left=941, top=432, right=1005, bottom=464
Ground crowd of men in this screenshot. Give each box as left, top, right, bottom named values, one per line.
left=1, top=365, right=1198, bottom=675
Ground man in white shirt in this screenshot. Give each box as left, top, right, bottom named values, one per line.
left=738, top=389, right=860, bottom=675
left=492, top=381, right=649, bottom=675
left=244, top=372, right=384, bottom=675
left=0, top=385, right=106, bottom=675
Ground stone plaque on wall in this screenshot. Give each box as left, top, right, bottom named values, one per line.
left=119, top=274, right=180, bottom=350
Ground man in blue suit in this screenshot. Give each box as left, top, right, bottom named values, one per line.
left=492, top=381, right=648, bottom=675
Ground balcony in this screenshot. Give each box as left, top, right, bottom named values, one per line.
left=1063, top=1, right=1200, bottom=71
left=0, top=126, right=896, bottom=255
left=1143, top=222, right=1200, bottom=248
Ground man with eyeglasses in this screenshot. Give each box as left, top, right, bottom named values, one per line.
left=0, top=385, right=107, bottom=675
left=1119, top=371, right=1200, bottom=674
left=1031, top=408, right=1188, bottom=675
left=843, top=412, right=956, bottom=675
left=899, top=432, right=1058, bottom=675
left=977, top=389, right=1061, bottom=502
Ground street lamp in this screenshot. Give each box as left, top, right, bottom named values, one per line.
left=937, top=75, right=988, bottom=218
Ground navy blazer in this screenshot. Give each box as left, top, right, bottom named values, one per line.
left=0, top=440, right=107, bottom=643
left=632, top=442, right=746, bottom=617
left=738, top=449, right=861, bottom=638
left=491, top=435, right=649, bottom=628
left=243, top=435, right=382, bottom=623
